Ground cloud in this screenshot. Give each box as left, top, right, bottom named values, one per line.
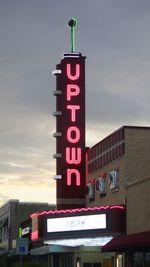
left=0, top=182, right=56, bottom=206
left=1, top=0, right=150, bottom=205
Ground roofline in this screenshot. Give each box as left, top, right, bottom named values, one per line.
left=123, top=125, right=150, bottom=130
left=0, top=199, right=56, bottom=209
left=89, top=125, right=150, bottom=150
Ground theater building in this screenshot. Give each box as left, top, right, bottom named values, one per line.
left=30, top=126, right=150, bottom=267
left=29, top=20, right=150, bottom=267
left=30, top=49, right=124, bottom=266
left=30, top=32, right=126, bottom=265
left=87, top=125, right=150, bottom=267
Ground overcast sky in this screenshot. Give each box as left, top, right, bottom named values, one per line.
left=1, top=0, right=150, bottom=206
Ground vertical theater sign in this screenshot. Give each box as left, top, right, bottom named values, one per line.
left=52, top=19, right=86, bottom=209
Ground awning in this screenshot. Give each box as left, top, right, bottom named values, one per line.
left=44, top=236, right=113, bottom=247
left=102, top=231, right=150, bottom=252
left=30, top=245, right=74, bottom=255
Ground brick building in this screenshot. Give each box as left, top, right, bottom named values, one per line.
left=19, top=125, right=150, bottom=267
left=0, top=199, right=55, bottom=254
left=86, top=126, right=150, bottom=266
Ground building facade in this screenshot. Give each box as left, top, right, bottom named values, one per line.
left=86, top=126, right=150, bottom=266
left=0, top=199, right=55, bottom=254
left=29, top=126, right=150, bottom=267
left=30, top=205, right=125, bottom=267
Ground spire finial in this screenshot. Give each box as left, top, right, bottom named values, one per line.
left=68, top=18, right=77, bottom=53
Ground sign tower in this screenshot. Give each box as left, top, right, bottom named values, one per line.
left=52, top=19, right=86, bottom=209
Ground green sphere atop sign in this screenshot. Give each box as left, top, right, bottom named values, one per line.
left=68, top=18, right=77, bottom=28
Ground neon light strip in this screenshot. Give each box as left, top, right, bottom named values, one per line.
left=30, top=205, right=125, bottom=218
left=31, top=230, right=39, bottom=241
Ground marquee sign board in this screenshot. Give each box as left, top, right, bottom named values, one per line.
left=47, top=213, right=106, bottom=233
left=30, top=205, right=125, bottom=241
left=53, top=53, right=86, bottom=209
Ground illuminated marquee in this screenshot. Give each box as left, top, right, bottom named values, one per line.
left=30, top=205, right=125, bottom=240
left=53, top=53, right=86, bottom=209
left=47, top=214, right=106, bottom=233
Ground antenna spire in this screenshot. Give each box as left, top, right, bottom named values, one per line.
left=68, top=18, right=77, bottom=53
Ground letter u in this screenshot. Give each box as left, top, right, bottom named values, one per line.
left=67, top=64, right=80, bottom=80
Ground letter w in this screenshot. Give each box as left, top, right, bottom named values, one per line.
left=66, top=147, right=81, bottom=164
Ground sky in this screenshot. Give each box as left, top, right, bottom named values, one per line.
left=1, top=0, right=150, bottom=206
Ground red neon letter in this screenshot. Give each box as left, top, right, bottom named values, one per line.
left=67, top=169, right=80, bottom=186
left=67, top=105, right=80, bottom=122
left=67, top=64, right=80, bottom=80
left=67, top=126, right=80, bottom=143
left=67, top=84, right=80, bottom=101
left=66, top=147, right=81, bottom=164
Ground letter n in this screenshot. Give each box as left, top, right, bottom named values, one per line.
left=67, top=169, right=80, bottom=186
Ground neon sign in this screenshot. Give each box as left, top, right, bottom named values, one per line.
left=67, top=63, right=80, bottom=80
left=53, top=53, right=86, bottom=209
left=31, top=205, right=125, bottom=218
left=66, top=147, right=81, bottom=164
left=66, top=62, right=81, bottom=186
left=67, top=105, right=80, bottom=122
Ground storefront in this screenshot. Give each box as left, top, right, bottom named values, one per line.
left=102, top=231, right=150, bottom=267
left=30, top=205, right=125, bottom=267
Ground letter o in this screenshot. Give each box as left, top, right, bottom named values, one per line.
left=67, top=126, right=80, bottom=143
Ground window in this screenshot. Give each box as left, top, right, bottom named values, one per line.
left=83, top=264, right=101, bottom=267
left=109, top=168, right=119, bottom=190
left=116, top=254, right=123, bottom=267
left=83, top=264, right=92, bottom=267
left=87, top=181, right=95, bottom=199
left=61, top=255, right=73, bottom=267
left=97, top=176, right=107, bottom=195
left=133, top=252, right=143, bottom=267
left=76, top=258, right=81, bottom=267
left=145, top=252, right=150, bottom=267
